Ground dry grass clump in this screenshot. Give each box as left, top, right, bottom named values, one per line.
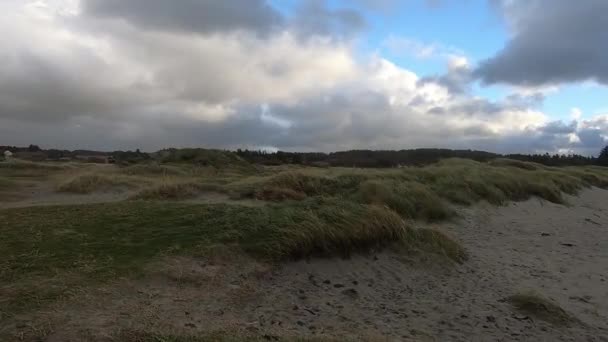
left=57, top=174, right=138, bottom=194
left=130, top=182, right=225, bottom=200
left=507, top=292, right=577, bottom=325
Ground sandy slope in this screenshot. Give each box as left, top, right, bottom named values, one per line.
left=7, top=188, right=608, bottom=341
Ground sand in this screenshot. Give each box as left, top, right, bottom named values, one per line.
left=5, top=188, right=608, bottom=341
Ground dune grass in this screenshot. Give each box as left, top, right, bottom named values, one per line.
left=3, top=156, right=608, bottom=324
left=232, top=159, right=608, bottom=215
left=57, top=174, right=141, bottom=194
left=130, top=181, right=226, bottom=200
left=0, top=199, right=464, bottom=318
left=507, top=292, right=577, bottom=325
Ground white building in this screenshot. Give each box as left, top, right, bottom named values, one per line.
left=3, top=150, right=13, bottom=160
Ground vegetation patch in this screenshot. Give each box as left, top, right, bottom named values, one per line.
left=57, top=174, right=138, bottom=194
left=232, top=159, right=608, bottom=218
left=0, top=200, right=465, bottom=317
left=488, top=158, right=545, bottom=170
left=507, top=292, right=577, bottom=325
left=156, top=148, right=254, bottom=171
left=130, top=182, right=225, bottom=200
left=405, top=228, right=468, bottom=263
left=356, top=180, right=452, bottom=221
left=0, top=160, right=67, bottom=171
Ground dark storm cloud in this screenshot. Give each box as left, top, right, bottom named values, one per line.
left=0, top=51, right=142, bottom=122
left=476, top=0, right=608, bottom=86
left=83, top=0, right=283, bottom=36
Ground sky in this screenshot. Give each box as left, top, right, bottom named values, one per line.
left=1, top=0, right=607, bottom=155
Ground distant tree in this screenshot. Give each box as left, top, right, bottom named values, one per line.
left=28, top=144, right=41, bottom=152
left=598, top=145, right=608, bottom=166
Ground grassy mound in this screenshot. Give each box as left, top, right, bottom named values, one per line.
left=356, top=180, right=452, bottom=221
left=57, top=174, right=138, bottom=194
left=231, top=159, right=608, bottom=221
left=507, top=292, right=577, bottom=325
left=0, top=200, right=465, bottom=316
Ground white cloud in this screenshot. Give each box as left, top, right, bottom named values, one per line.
left=0, top=0, right=604, bottom=155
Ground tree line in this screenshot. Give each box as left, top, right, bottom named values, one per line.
left=3, top=144, right=608, bottom=168
left=236, top=148, right=602, bottom=167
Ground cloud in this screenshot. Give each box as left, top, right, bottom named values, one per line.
left=292, top=0, right=367, bottom=38
left=476, top=0, right=608, bottom=86
left=418, top=56, right=472, bottom=94
left=0, top=0, right=605, bottom=155
left=82, top=0, right=283, bottom=36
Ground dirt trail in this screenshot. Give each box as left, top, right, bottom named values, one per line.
left=6, top=188, right=608, bottom=341
left=0, top=181, right=132, bottom=209
left=0, top=182, right=261, bottom=209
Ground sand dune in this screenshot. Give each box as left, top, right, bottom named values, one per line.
left=14, top=188, right=607, bottom=341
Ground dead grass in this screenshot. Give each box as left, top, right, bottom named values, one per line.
left=507, top=292, right=578, bottom=325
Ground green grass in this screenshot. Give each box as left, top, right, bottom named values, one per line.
left=507, top=292, right=577, bottom=325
